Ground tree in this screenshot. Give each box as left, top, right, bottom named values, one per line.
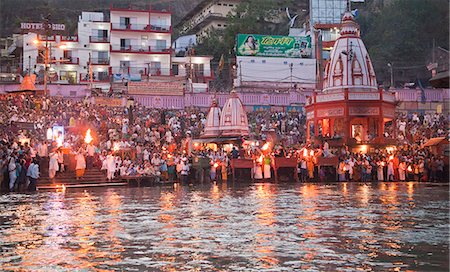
left=358, top=0, right=449, bottom=85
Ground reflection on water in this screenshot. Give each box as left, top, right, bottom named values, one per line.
left=0, top=182, right=448, bottom=271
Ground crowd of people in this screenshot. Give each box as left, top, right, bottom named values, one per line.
left=0, top=93, right=448, bottom=192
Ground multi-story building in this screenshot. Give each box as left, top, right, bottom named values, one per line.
left=109, top=6, right=172, bottom=79
left=78, top=11, right=111, bottom=90
left=21, top=6, right=213, bottom=94
left=177, top=0, right=240, bottom=38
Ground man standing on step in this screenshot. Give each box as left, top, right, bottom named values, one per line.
left=86, top=143, right=96, bottom=169
left=75, top=148, right=86, bottom=180
left=27, top=158, right=39, bottom=191
left=106, top=150, right=116, bottom=182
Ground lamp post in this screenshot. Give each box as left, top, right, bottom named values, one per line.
left=387, top=62, right=394, bottom=89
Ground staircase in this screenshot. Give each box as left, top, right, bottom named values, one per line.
left=37, top=168, right=127, bottom=190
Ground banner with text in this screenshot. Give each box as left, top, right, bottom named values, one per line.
left=128, top=81, right=184, bottom=96
left=94, top=97, right=124, bottom=107
left=236, top=34, right=311, bottom=58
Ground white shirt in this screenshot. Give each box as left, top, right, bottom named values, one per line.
left=87, top=145, right=96, bottom=156
left=27, top=163, right=40, bottom=179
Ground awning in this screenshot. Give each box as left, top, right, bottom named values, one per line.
left=423, top=137, right=447, bottom=147
left=429, top=71, right=449, bottom=88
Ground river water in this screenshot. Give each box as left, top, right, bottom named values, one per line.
left=0, top=182, right=448, bottom=271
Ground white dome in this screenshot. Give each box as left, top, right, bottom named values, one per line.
left=202, top=99, right=221, bottom=138
left=323, top=11, right=378, bottom=93
left=220, top=91, right=249, bottom=137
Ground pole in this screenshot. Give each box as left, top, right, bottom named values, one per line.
left=390, top=63, right=394, bottom=88
left=89, top=52, right=93, bottom=90
left=44, top=39, right=48, bottom=96
left=239, top=60, right=242, bottom=85
left=290, top=62, right=293, bottom=89
left=28, top=56, right=31, bottom=76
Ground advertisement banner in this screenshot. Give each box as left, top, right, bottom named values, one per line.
left=236, top=34, right=311, bottom=58
left=128, top=81, right=184, bottom=96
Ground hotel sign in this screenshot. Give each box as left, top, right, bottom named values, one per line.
left=237, top=34, right=311, bottom=58
left=20, top=22, right=66, bottom=31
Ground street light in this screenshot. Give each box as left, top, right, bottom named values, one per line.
left=387, top=62, right=394, bottom=88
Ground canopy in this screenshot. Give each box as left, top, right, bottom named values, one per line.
left=423, top=137, right=448, bottom=147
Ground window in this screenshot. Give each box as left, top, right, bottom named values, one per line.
left=250, top=59, right=255, bottom=63
left=60, top=71, right=77, bottom=83
left=172, top=64, right=179, bottom=75
left=155, top=40, right=167, bottom=51
left=98, top=71, right=108, bottom=81
left=69, top=91, right=77, bottom=97
left=218, top=24, right=222, bottom=27
left=150, top=62, right=161, bottom=75
left=262, top=60, right=266, bottom=63
left=120, top=39, right=130, bottom=50
left=284, top=61, right=288, bottom=65
left=120, top=17, right=131, bottom=28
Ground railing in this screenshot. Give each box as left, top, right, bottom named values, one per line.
left=61, top=57, right=79, bottom=65
left=111, top=23, right=171, bottom=32
left=79, top=73, right=110, bottom=82
left=89, top=58, right=110, bottom=65
left=110, top=67, right=172, bottom=76
left=89, top=36, right=110, bottom=43
left=110, top=44, right=171, bottom=53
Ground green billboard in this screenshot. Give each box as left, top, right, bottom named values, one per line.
left=236, top=34, right=312, bottom=58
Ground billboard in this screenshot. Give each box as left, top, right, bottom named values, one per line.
left=128, top=81, right=184, bottom=96
left=236, top=34, right=311, bottom=58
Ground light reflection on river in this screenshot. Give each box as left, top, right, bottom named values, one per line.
left=0, top=182, right=448, bottom=271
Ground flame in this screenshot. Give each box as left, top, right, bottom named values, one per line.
left=257, top=155, right=264, bottom=164
left=407, top=165, right=413, bottom=172
left=113, top=142, right=120, bottom=152
left=261, top=142, right=270, bottom=151
left=84, top=129, right=93, bottom=144
left=303, top=148, right=308, bottom=157
left=389, top=155, right=394, bottom=161
left=309, top=150, right=314, bottom=157
left=213, top=163, right=219, bottom=168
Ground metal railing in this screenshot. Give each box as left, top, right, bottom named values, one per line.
left=89, top=36, right=110, bottom=43
left=80, top=73, right=110, bottom=82
left=89, top=58, right=110, bottom=65
left=110, top=66, right=172, bottom=76
left=111, top=23, right=171, bottom=32
left=110, top=44, right=171, bottom=53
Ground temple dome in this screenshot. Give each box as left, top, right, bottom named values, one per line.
left=19, top=74, right=36, bottom=91
left=219, top=90, right=249, bottom=137
left=201, top=99, right=221, bottom=138
left=323, top=11, right=378, bottom=93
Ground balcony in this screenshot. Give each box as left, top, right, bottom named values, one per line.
left=111, top=67, right=172, bottom=77
left=61, top=57, right=79, bottom=65
left=110, top=44, right=171, bottom=54
left=89, top=36, right=110, bottom=43
left=111, top=23, right=171, bottom=33
left=89, top=58, right=110, bottom=65
left=80, top=73, right=110, bottom=83
left=60, top=35, right=78, bottom=42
